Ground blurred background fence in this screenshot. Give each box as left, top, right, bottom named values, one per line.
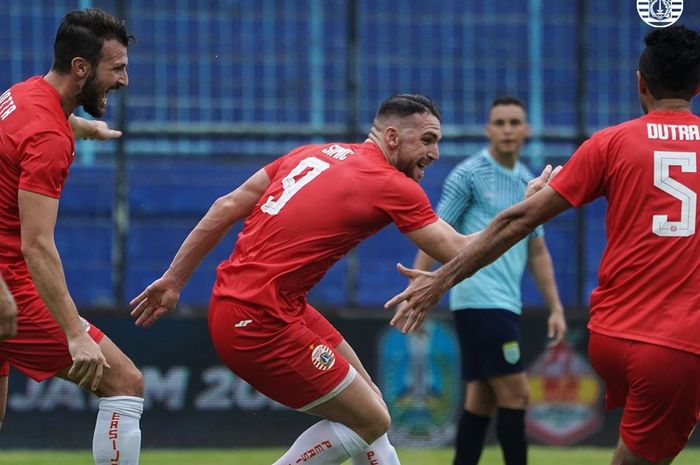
left=1, top=0, right=699, bottom=449
left=5, top=0, right=699, bottom=311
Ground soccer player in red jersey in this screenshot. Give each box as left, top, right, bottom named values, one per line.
left=388, top=26, right=700, bottom=465
left=131, top=94, right=553, bottom=465
left=0, top=9, right=144, bottom=464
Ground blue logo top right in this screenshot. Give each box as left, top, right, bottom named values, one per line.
left=638, top=0, right=683, bottom=28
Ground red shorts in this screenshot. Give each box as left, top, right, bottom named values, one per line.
left=208, top=297, right=352, bottom=410
left=0, top=277, right=104, bottom=382
left=589, top=331, right=700, bottom=462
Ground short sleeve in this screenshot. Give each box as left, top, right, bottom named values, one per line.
left=18, top=131, right=73, bottom=199
left=436, top=164, right=473, bottom=226
left=375, top=174, right=438, bottom=233
left=0, top=359, right=9, bottom=377
left=263, top=145, right=311, bottom=180
left=263, top=155, right=286, bottom=180
left=549, top=133, right=606, bottom=207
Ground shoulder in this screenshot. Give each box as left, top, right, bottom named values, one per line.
left=592, top=117, right=643, bottom=144
left=447, top=152, right=489, bottom=183
left=6, top=79, right=70, bottom=137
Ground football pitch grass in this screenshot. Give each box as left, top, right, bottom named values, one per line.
left=1, top=447, right=699, bottom=464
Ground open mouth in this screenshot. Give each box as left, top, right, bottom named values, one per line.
left=415, top=161, right=430, bottom=178
left=102, top=88, right=116, bottom=107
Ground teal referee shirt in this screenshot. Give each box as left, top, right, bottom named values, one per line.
left=437, top=147, right=544, bottom=315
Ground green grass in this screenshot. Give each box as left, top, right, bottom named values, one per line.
left=0, top=447, right=699, bottom=465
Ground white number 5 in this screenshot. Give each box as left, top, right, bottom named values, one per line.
left=653, top=151, right=697, bottom=237
left=261, top=157, right=330, bottom=215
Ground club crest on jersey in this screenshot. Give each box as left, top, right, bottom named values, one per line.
left=637, top=0, right=683, bottom=28
left=311, top=344, right=335, bottom=370
left=502, top=341, right=521, bottom=365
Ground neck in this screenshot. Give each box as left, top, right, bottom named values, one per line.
left=43, top=70, right=78, bottom=117
left=488, top=147, right=518, bottom=169
left=366, top=128, right=394, bottom=165
left=647, top=98, right=691, bottom=113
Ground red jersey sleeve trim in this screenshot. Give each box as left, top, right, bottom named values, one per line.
left=376, top=173, right=439, bottom=233
left=549, top=182, right=580, bottom=208
left=400, top=215, right=440, bottom=234
left=17, top=184, right=61, bottom=200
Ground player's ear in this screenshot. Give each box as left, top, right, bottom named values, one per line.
left=71, top=57, right=91, bottom=79
left=637, top=70, right=647, bottom=96
left=385, top=126, right=400, bottom=149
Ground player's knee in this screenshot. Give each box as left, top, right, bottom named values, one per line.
left=364, top=407, right=391, bottom=443
left=106, top=363, right=144, bottom=397
left=497, top=387, right=529, bottom=409
left=124, top=365, right=144, bottom=397
left=511, top=388, right=530, bottom=409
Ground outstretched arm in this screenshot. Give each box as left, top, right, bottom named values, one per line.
left=130, top=168, right=271, bottom=327
left=388, top=164, right=561, bottom=333
left=387, top=185, right=572, bottom=333
left=384, top=219, right=478, bottom=332
left=68, top=114, right=122, bottom=140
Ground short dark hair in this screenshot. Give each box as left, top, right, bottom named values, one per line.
left=52, top=8, right=134, bottom=74
left=376, top=94, right=441, bottom=121
left=490, top=96, right=526, bottom=112
left=638, top=25, right=700, bottom=100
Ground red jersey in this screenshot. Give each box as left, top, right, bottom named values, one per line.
left=213, top=141, right=438, bottom=323
left=0, top=76, right=74, bottom=274
left=550, top=111, right=700, bottom=355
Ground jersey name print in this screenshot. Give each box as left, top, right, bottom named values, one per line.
left=647, top=123, right=700, bottom=140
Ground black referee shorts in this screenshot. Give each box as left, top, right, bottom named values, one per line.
left=453, top=308, right=524, bottom=382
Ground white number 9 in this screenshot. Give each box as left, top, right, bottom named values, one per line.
left=261, top=157, right=330, bottom=215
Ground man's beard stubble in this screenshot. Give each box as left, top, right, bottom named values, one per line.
left=80, top=70, right=105, bottom=118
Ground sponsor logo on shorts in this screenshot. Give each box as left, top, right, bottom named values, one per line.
left=79, top=317, right=91, bottom=333
left=234, top=319, right=252, bottom=328
left=502, top=341, right=520, bottom=364
left=310, top=344, right=335, bottom=371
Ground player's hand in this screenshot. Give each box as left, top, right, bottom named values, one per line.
left=546, top=306, right=567, bottom=347
left=67, top=333, right=110, bottom=391
left=130, top=277, right=181, bottom=328
left=82, top=119, right=122, bottom=140
left=392, top=301, right=412, bottom=333
left=525, top=164, right=563, bottom=199
left=69, top=115, right=122, bottom=140
left=384, top=263, right=448, bottom=334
